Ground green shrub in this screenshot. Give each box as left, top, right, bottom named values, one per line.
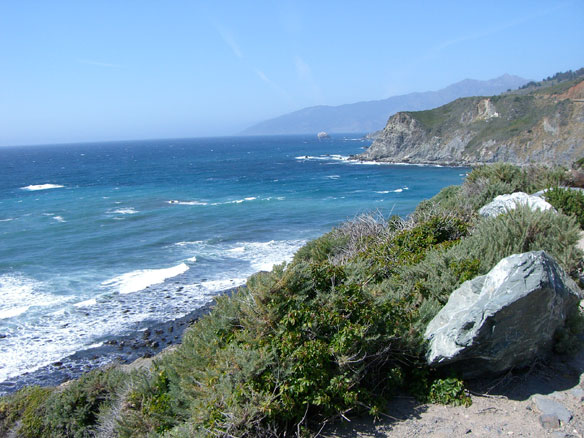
left=116, top=367, right=188, bottom=438
left=40, top=367, right=127, bottom=438
left=427, top=378, right=471, bottom=406
left=454, top=205, right=582, bottom=276
left=415, top=163, right=569, bottom=216
left=293, top=231, right=348, bottom=264
left=0, top=386, right=53, bottom=438
left=544, top=187, right=584, bottom=228
left=0, top=367, right=127, bottom=438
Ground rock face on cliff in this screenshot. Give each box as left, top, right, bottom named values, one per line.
left=425, top=251, right=582, bottom=378
left=357, top=78, right=584, bottom=166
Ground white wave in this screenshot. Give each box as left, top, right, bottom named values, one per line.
left=296, top=154, right=351, bottom=162
left=73, top=298, right=97, bottom=308
left=325, top=175, right=340, bottom=180
left=20, top=184, right=64, bottom=191
left=53, top=216, right=66, bottom=223
left=186, top=256, right=198, bottom=262
left=109, top=208, right=138, bottom=215
left=102, top=263, right=190, bottom=294
left=86, top=342, right=104, bottom=349
left=175, top=240, right=203, bottom=247
left=0, top=218, right=13, bottom=222
left=0, top=305, right=30, bottom=319
left=223, top=240, right=305, bottom=272
left=375, top=190, right=390, bottom=194
left=200, top=278, right=247, bottom=292
left=0, top=275, right=67, bottom=321
left=212, top=197, right=257, bottom=205
left=168, top=200, right=208, bottom=206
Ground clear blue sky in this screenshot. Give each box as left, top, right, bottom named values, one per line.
left=1, top=1, right=583, bottom=146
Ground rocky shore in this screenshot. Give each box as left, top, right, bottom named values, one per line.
left=0, top=288, right=236, bottom=395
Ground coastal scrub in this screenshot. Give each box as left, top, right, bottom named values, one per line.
left=1, top=163, right=581, bottom=437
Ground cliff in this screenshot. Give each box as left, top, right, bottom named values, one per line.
left=356, top=78, right=584, bottom=166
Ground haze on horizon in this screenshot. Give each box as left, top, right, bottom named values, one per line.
left=1, top=1, right=583, bottom=147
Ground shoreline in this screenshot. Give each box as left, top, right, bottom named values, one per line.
left=0, top=287, right=237, bottom=396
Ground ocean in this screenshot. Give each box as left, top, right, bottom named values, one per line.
left=0, top=135, right=467, bottom=392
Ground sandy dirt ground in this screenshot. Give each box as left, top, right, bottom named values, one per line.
left=323, top=332, right=584, bottom=438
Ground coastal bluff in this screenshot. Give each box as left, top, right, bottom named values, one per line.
left=356, top=78, right=584, bottom=166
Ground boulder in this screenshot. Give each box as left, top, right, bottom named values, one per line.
left=478, top=192, right=554, bottom=217
left=425, top=251, right=582, bottom=377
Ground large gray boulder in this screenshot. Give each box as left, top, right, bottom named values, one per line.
left=478, top=192, right=554, bottom=218
left=425, top=251, right=582, bottom=377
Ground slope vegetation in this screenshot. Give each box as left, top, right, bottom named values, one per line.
left=1, top=163, right=583, bottom=437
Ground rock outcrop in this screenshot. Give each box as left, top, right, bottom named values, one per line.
left=356, top=78, right=584, bottom=166
left=478, top=192, right=554, bottom=217
left=425, top=251, right=582, bottom=378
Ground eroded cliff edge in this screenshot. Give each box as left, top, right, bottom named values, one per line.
left=356, top=78, right=584, bottom=166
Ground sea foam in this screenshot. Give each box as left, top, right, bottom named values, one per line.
left=102, top=263, right=190, bottom=294
left=21, top=184, right=65, bottom=191
left=0, top=274, right=68, bottom=320
left=109, top=208, right=139, bottom=215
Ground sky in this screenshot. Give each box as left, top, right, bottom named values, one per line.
left=0, top=1, right=583, bottom=146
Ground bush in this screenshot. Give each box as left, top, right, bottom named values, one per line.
left=116, top=367, right=188, bottom=437
left=544, top=187, right=584, bottom=228
left=454, top=205, right=582, bottom=276
left=415, top=163, right=569, bottom=216
left=0, top=367, right=127, bottom=438
left=40, top=367, right=127, bottom=438
left=0, top=386, right=53, bottom=438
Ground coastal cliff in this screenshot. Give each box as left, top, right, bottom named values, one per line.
left=357, top=77, right=584, bottom=166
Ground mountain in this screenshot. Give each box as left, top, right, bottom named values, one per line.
left=241, top=74, right=529, bottom=135
left=356, top=73, right=584, bottom=166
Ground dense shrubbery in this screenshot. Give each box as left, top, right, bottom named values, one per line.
left=0, top=367, right=126, bottom=438
left=1, top=163, right=582, bottom=437
left=544, top=187, right=584, bottom=228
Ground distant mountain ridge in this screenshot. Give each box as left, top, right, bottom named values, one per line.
left=242, top=74, right=529, bottom=135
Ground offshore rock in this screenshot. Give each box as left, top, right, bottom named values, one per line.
left=478, top=192, right=554, bottom=217
left=425, top=251, right=582, bottom=378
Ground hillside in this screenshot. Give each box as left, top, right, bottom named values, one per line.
left=356, top=74, right=584, bottom=166
left=241, top=75, right=528, bottom=135
left=1, top=163, right=583, bottom=437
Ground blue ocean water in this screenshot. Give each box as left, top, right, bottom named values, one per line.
left=0, top=135, right=467, bottom=385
